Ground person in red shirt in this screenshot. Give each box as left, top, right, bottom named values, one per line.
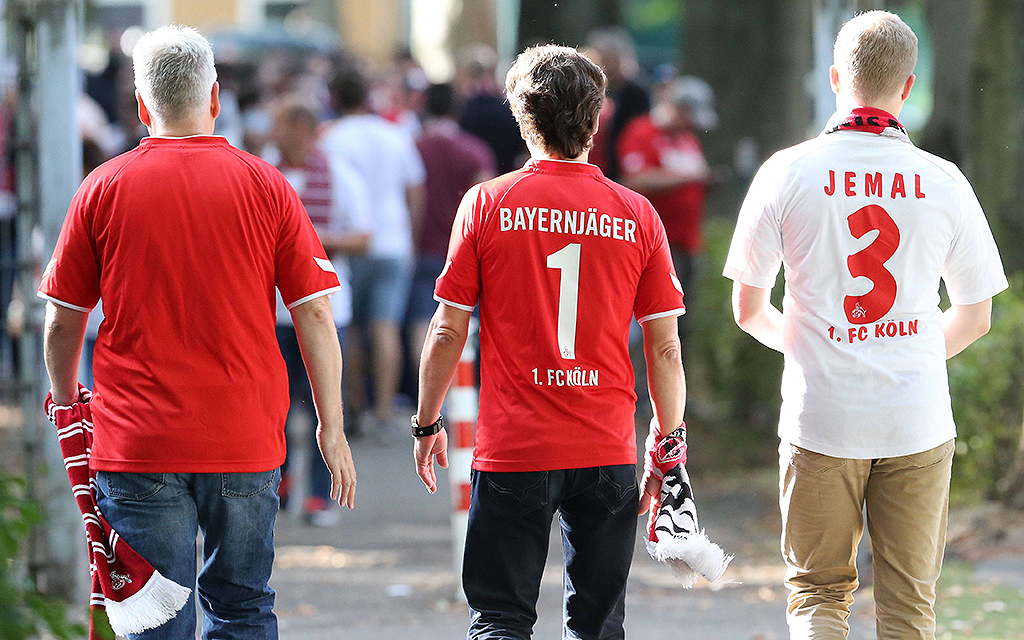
left=40, top=26, right=356, bottom=638
left=412, top=44, right=687, bottom=639
left=618, top=76, right=717, bottom=350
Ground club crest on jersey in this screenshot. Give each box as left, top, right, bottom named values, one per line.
left=851, top=302, right=867, bottom=320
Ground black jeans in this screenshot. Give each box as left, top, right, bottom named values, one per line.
left=463, top=465, right=640, bottom=640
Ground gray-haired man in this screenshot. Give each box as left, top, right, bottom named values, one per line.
left=41, top=25, right=356, bottom=638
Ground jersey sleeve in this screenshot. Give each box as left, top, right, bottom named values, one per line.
left=275, top=172, right=342, bottom=309
left=37, top=179, right=101, bottom=312
left=722, top=157, right=784, bottom=289
left=634, top=205, right=686, bottom=323
left=434, top=185, right=482, bottom=311
left=942, top=172, right=1009, bottom=305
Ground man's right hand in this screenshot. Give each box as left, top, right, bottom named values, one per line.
left=414, top=428, right=449, bottom=494
left=317, top=423, right=356, bottom=509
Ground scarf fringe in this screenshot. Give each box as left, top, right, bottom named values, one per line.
left=647, top=530, right=734, bottom=588
left=103, top=569, right=192, bottom=635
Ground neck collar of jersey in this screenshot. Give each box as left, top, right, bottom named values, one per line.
left=524, top=158, right=604, bottom=176
left=140, top=134, right=229, bottom=146
left=822, top=107, right=911, bottom=144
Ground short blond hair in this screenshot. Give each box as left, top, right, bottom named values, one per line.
left=833, top=11, right=917, bottom=104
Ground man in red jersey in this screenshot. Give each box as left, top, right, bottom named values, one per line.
left=618, top=76, right=716, bottom=351
left=40, top=26, right=355, bottom=639
left=413, top=45, right=687, bottom=639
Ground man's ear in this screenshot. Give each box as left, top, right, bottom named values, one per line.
left=136, top=90, right=152, bottom=127
left=210, top=82, right=221, bottom=120
left=829, top=65, right=841, bottom=95
left=901, top=74, right=915, bottom=102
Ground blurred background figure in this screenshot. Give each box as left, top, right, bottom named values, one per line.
left=586, top=27, right=650, bottom=181
left=455, top=43, right=526, bottom=175
left=618, top=76, right=717, bottom=354
left=270, top=96, right=371, bottom=524
left=377, top=47, right=429, bottom=139
left=408, top=82, right=495, bottom=362
left=321, top=66, right=425, bottom=442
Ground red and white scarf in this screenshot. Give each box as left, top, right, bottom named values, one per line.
left=824, top=106, right=911, bottom=143
left=644, top=422, right=733, bottom=587
left=45, top=387, right=190, bottom=639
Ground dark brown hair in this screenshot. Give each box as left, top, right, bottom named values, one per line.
left=505, top=45, right=607, bottom=159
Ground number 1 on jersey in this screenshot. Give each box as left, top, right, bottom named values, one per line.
left=547, top=243, right=581, bottom=360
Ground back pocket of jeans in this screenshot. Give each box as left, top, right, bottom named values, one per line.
left=595, top=466, right=639, bottom=514
left=485, top=471, right=549, bottom=517
left=221, top=469, right=280, bottom=498
left=97, top=471, right=165, bottom=501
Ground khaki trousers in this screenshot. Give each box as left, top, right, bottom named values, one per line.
left=779, top=439, right=955, bottom=640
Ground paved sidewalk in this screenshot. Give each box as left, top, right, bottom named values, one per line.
left=270, top=440, right=878, bottom=639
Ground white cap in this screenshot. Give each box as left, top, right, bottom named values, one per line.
left=668, top=76, right=718, bottom=131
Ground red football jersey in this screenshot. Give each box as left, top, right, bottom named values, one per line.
left=435, top=158, right=685, bottom=472
left=617, top=115, right=708, bottom=253
left=39, top=135, right=340, bottom=473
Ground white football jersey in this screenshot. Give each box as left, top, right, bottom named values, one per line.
left=724, top=121, right=1007, bottom=459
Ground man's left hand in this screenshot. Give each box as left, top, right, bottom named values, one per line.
left=414, top=428, right=449, bottom=494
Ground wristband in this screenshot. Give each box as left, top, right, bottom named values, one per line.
left=411, top=414, right=444, bottom=438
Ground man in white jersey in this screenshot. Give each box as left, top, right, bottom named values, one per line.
left=724, top=12, right=1007, bottom=640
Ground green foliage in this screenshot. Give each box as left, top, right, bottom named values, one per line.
left=686, top=218, right=784, bottom=470
left=947, top=276, right=1024, bottom=502
left=0, top=472, right=86, bottom=639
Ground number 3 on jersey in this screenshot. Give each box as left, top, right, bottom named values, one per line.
left=547, top=243, right=581, bottom=359
left=845, top=204, right=900, bottom=324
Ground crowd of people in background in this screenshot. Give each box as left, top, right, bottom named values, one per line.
left=0, top=25, right=718, bottom=525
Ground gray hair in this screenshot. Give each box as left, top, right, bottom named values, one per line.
left=133, top=25, right=217, bottom=125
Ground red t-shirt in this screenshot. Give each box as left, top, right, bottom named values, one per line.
left=617, top=115, right=707, bottom=252
left=435, top=158, right=685, bottom=472
left=39, top=135, right=340, bottom=473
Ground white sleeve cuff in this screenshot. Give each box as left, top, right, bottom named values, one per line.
left=722, top=265, right=778, bottom=289
left=637, top=307, right=686, bottom=324
left=286, top=285, right=341, bottom=310
left=37, top=292, right=92, bottom=313
left=433, top=294, right=476, bottom=312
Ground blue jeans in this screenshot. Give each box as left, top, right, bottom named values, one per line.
left=95, top=469, right=281, bottom=639
left=463, top=465, right=639, bottom=640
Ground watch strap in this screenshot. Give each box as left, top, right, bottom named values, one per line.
left=411, top=414, right=444, bottom=437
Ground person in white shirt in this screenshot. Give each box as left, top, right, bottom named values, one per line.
left=724, top=11, right=1007, bottom=640
left=270, top=98, right=372, bottom=522
left=320, top=67, right=426, bottom=438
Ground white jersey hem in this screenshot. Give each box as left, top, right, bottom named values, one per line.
left=780, top=430, right=957, bottom=460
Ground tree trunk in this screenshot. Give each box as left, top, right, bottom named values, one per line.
left=971, top=0, right=1024, bottom=274
left=517, top=0, right=620, bottom=49
left=918, top=0, right=975, bottom=166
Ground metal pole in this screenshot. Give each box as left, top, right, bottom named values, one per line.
left=11, top=0, right=86, bottom=602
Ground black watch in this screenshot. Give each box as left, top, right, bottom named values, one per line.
left=411, top=414, right=444, bottom=438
